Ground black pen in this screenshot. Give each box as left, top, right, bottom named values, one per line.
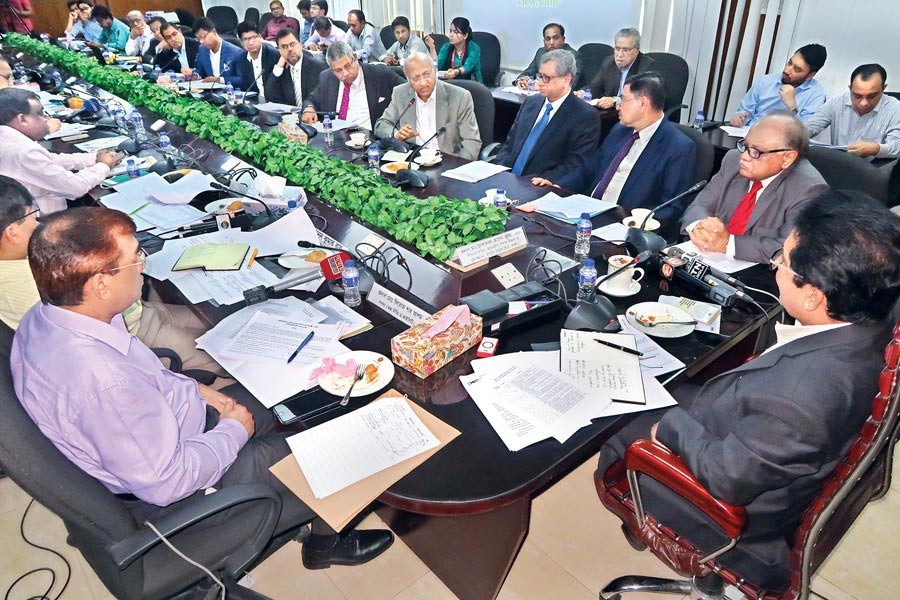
left=594, top=338, right=643, bottom=357
left=286, top=331, right=315, bottom=364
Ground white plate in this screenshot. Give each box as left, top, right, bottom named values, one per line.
left=277, top=249, right=324, bottom=269
left=622, top=216, right=661, bottom=231
left=317, top=350, right=395, bottom=398
left=598, top=279, right=641, bottom=298
left=204, top=198, right=251, bottom=213
left=345, top=139, right=370, bottom=149
left=380, top=161, right=419, bottom=175
left=413, top=154, right=442, bottom=166
left=625, top=301, right=695, bottom=338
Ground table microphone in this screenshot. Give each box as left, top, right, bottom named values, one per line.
left=243, top=251, right=352, bottom=304
left=406, top=126, right=445, bottom=163
left=209, top=182, right=275, bottom=230
left=626, top=180, right=708, bottom=258
left=378, top=98, right=415, bottom=152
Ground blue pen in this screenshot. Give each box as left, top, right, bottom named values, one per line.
left=286, top=331, right=315, bottom=364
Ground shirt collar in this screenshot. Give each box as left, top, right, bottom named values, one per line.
left=545, top=90, right=570, bottom=112
left=349, top=66, right=365, bottom=90
left=768, top=321, right=850, bottom=353
left=415, top=91, right=436, bottom=107
left=635, top=115, right=664, bottom=142
left=39, top=303, right=133, bottom=356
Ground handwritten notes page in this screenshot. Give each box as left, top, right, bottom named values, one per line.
left=287, top=396, right=440, bottom=498
left=560, top=329, right=645, bottom=404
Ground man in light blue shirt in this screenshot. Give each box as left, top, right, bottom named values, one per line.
left=344, top=9, right=386, bottom=61
left=65, top=0, right=102, bottom=42
left=91, top=5, right=129, bottom=53
left=730, top=44, right=827, bottom=127
left=806, top=63, right=900, bottom=158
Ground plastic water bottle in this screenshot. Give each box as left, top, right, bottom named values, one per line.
left=114, top=107, right=128, bottom=132
left=576, top=258, right=598, bottom=302
left=225, top=83, right=235, bottom=105
left=692, top=109, right=705, bottom=130
left=583, top=88, right=593, bottom=103
left=51, top=71, right=62, bottom=88
left=322, top=114, right=334, bottom=146
left=126, top=158, right=139, bottom=178
left=158, top=131, right=172, bottom=154
left=361, top=49, right=368, bottom=63
left=153, top=65, right=161, bottom=80
left=342, top=259, right=362, bottom=307
left=367, top=145, right=381, bottom=172
left=130, top=111, right=145, bottom=136
left=574, top=212, right=592, bottom=266
left=493, top=188, right=508, bottom=209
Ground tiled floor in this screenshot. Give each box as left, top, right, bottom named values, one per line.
left=0, top=449, right=896, bottom=600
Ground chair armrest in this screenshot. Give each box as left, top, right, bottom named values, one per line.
left=479, top=142, right=502, bottom=163
left=625, top=439, right=747, bottom=539
left=108, top=483, right=281, bottom=571
left=151, top=347, right=183, bottom=373
left=664, top=104, right=688, bottom=119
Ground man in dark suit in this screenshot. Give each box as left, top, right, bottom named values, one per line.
left=264, top=29, right=327, bottom=107
left=234, top=21, right=280, bottom=98
left=681, top=112, right=829, bottom=263
left=533, top=72, right=695, bottom=220
left=301, top=42, right=403, bottom=130
left=598, top=192, right=900, bottom=591
left=495, top=49, right=599, bottom=180
left=578, top=27, right=655, bottom=110
left=192, top=17, right=245, bottom=88
left=153, top=21, right=200, bottom=73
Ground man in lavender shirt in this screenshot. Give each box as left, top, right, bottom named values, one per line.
left=10, top=207, right=393, bottom=569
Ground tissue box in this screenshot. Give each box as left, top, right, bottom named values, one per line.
left=391, top=305, right=483, bottom=379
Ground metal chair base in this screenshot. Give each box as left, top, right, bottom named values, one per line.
left=599, top=574, right=725, bottom=600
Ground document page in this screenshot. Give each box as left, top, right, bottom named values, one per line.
left=560, top=329, right=645, bottom=404
left=221, top=313, right=342, bottom=366
left=287, top=396, right=440, bottom=498
left=440, top=161, right=510, bottom=183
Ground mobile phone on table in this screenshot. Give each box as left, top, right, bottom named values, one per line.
left=272, top=403, right=301, bottom=425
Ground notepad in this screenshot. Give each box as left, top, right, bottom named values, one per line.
left=172, top=243, right=250, bottom=272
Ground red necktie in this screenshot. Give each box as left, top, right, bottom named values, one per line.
left=727, top=180, right=763, bottom=235
left=338, top=83, right=351, bottom=120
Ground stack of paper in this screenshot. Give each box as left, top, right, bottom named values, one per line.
left=100, top=173, right=208, bottom=233
left=525, top=191, right=617, bottom=223
left=172, top=243, right=250, bottom=272
left=719, top=125, right=750, bottom=138
left=311, top=296, right=373, bottom=339
left=441, top=161, right=510, bottom=183
left=146, top=170, right=215, bottom=205
left=74, top=136, right=130, bottom=152
left=560, top=329, right=645, bottom=404
left=499, top=86, right=540, bottom=96
left=44, top=122, right=94, bottom=140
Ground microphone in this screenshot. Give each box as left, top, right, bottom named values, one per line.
left=378, top=98, right=415, bottom=152
left=209, top=182, right=275, bottom=230
left=639, top=179, right=707, bottom=229
left=407, top=126, right=446, bottom=163
left=243, top=251, right=352, bottom=304
left=594, top=250, right=652, bottom=289
left=155, top=52, right=182, bottom=74
left=662, top=246, right=746, bottom=289
left=625, top=180, right=708, bottom=259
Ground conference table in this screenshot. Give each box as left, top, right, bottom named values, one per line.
left=22, top=52, right=782, bottom=600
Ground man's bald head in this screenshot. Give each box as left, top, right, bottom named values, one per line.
left=738, top=112, right=809, bottom=181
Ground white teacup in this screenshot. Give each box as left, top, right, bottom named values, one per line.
left=349, top=132, right=367, bottom=146
left=419, top=148, right=439, bottom=163
left=604, top=254, right=645, bottom=295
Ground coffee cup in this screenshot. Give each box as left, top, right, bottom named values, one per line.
left=349, top=132, right=367, bottom=146
left=419, top=148, right=439, bottom=163
left=604, top=254, right=644, bottom=295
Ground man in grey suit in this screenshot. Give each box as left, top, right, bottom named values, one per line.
left=600, top=192, right=900, bottom=590
left=681, top=113, right=828, bottom=263
left=374, top=52, right=481, bottom=160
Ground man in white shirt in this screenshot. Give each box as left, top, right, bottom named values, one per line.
left=344, top=9, right=386, bottom=61
left=123, top=11, right=153, bottom=57
left=264, top=29, right=327, bottom=107
left=306, top=16, right=344, bottom=51
left=193, top=17, right=244, bottom=88
left=0, top=88, right=121, bottom=214
left=381, top=16, right=428, bottom=66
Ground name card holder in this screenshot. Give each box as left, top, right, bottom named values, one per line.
left=446, top=227, right=528, bottom=272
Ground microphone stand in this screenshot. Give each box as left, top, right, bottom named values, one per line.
left=378, top=98, right=414, bottom=152
left=209, top=181, right=275, bottom=230
left=406, top=126, right=445, bottom=163
left=594, top=250, right=652, bottom=289
left=626, top=180, right=709, bottom=258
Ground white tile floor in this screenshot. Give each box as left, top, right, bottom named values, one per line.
left=0, top=449, right=896, bottom=600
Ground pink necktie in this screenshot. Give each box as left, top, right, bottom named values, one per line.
left=338, top=84, right=351, bottom=120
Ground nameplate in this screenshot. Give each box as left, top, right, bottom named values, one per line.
left=368, top=283, right=430, bottom=326
left=450, top=227, right=528, bottom=268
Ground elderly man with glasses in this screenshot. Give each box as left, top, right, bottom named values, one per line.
left=373, top=52, right=481, bottom=160
left=0, top=88, right=121, bottom=215
left=576, top=27, right=655, bottom=110
left=681, top=112, right=829, bottom=263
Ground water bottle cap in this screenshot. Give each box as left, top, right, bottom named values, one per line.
left=580, top=212, right=591, bottom=220
left=496, top=188, right=505, bottom=195
left=583, top=258, right=595, bottom=267
left=127, top=158, right=135, bottom=164
left=287, top=200, right=298, bottom=209
left=344, top=259, right=355, bottom=268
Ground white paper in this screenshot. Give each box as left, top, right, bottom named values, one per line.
left=221, top=313, right=342, bottom=365
left=234, top=208, right=318, bottom=256
left=499, top=85, right=539, bottom=96
left=44, top=122, right=94, bottom=140
left=143, top=230, right=231, bottom=280
left=177, top=81, right=226, bottom=90
left=255, top=102, right=300, bottom=113
left=287, top=396, right=440, bottom=499
left=532, top=191, right=617, bottom=222
left=440, top=161, right=510, bottom=183
left=311, top=118, right=352, bottom=133
left=74, top=135, right=130, bottom=152
left=169, top=272, right=213, bottom=304
left=311, top=295, right=372, bottom=338
left=191, top=265, right=280, bottom=306
left=592, top=222, right=630, bottom=245
left=658, top=295, right=722, bottom=334
left=719, top=125, right=750, bottom=138
left=560, top=330, right=645, bottom=404
left=108, top=155, right=154, bottom=176
left=147, top=170, right=215, bottom=205
left=616, top=316, right=686, bottom=376
left=669, top=240, right=757, bottom=274
left=368, top=282, right=430, bottom=326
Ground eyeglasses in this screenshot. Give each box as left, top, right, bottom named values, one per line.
left=769, top=248, right=804, bottom=281
left=18, top=207, right=41, bottom=222
left=737, top=139, right=792, bottom=160
left=104, top=248, right=148, bottom=274
left=614, top=46, right=637, bottom=54
left=615, top=94, right=638, bottom=106
left=241, top=34, right=260, bottom=43
left=535, top=73, right=564, bottom=84
left=278, top=40, right=299, bottom=50
left=408, top=70, right=436, bottom=84
left=0, top=72, right=11, bottom=81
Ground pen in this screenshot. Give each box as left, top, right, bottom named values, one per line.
left=594, top=338, right=643, bottom=357
left=128, top=201, right=150, bottom=216
left=247, top=247, right=259, bottom=268
left=286, top=331, right=315, bottom=364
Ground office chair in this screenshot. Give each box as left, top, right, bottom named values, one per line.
left=428, top=33, right=449, bottom=57
left=645, top=52, right=690, bottom=123
left=595, top=322, right=900, bottom=599
left=674, top=123, right=715, bottom=186
left=243, top=7, right=260, bottom=28
left=0, top=321, right=293, bottom=600
left=258, top=12, right=274, bottom=35
left=174, top=8, right=196, bottom=29
left=223, top=34, right=243, bottom=50
left=446, top=79, right=496, bottom=158
left=471, top=31, right=501, bottom=86
left=806, top=147, right=896, bottom=205
left=332, top=20, right=349, bottom=33
left=576, top=43, right=614, bottom=91
left=206, top=6, right=239, bottom=36
left=380, top=25, right=394, bottom=52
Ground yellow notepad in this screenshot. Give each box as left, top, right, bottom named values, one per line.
left=172, top=243, right=251, bottom=271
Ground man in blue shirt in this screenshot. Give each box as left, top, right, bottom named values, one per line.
left=90, top=5, right=129, bottom=53
left=297, top=0, right=315, bottom=44
left=730, top=44, right=827, bottom=127
left=65, top=0, right=102, bottom=42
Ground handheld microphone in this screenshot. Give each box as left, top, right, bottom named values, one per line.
left=407, top=126, right=446, bottom=163
left=662, top=246, right=746, bottom=289
left=594, top=250, right=652, bottom=289
left=243, top=251, right=352, bottom=304
left=209, top=181, right=275, bottom=230
left=378, top=98, right=415, bottom=152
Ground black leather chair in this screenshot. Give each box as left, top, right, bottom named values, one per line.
left=886, top=91, right=900, bottom=102
left=243, top=7, right=260, bottom=27
left=428, top=33, right=449, bottom=57
left=446, top=79, right=495, bottom=155
left=206, top=6, right=239, bottom=35
left=675, top=124, right=715, bottom=186
left=332, top=19, right=349, bottom=33
left=223, top=34, right=243, bottom=51
left=380, top=25, right=395, bottom=52
left=258, top=12, right=274, bottom=35
left=644, top=52, right=690, bottom=123
left=0, top=321, right=295, bottom=600
left=174, top=8, right=196, bottom=29
left=807, top=147, right=897, bottom=206
left=577, top=43, right=614, bottom=91
left=471, top=31, right=501, bottom=86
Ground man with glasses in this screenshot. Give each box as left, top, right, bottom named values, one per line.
left=12, top=205, right=395, bottom=570
left=533, top=72, right=695, bottom=220
left=64, top=0, right=102, bottom=42
left=123, top=10, right=153, bottom=57
left=235, top=22, right=279, bottom=101
left=577, top=28, right=655, bottom=110
left=264, top=0, right=300, bottom=41
left=0, top=59, right=12, bottom=90
left=681, top=112, right=828, bottom=263
left=152, top=21, right=200, bottom=74
left=0, top=88, right=122, bottom=214
left=599, top=191, right=900, bottom=592
left=301, top=42, right=402, bottom=130
left=515, top=23, right=582, bottom=90
left=264, top=29, right=326, bottom=107
left=374, top=52, right=481, bottom=160
left=495, top=50, right=599, bottom=179
left=193, top=17, right=245, bottom=88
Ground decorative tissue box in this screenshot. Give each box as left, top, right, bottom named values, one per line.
left=391, top=305, right=483, bottom=379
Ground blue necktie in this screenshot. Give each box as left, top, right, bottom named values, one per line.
left=512, top=103, right=553, bottom=175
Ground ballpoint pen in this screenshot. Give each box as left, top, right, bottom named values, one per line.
left=287, top=331, right=315, bottom=364
left=594, top=338, right=643, bottom=357
left=128, top=201, right=150, bottom=216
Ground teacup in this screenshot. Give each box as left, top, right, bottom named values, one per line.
left=419, top=148, right=440, bottom=163
left=604, top=254, right=644, bottom=295
left=349, top=132, right=367, bottom=146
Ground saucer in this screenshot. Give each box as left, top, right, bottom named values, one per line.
left=345, top=140, right=370, bottom=149
left=413, top=154, right=442, bottom=166
left=622, top=216, right=660, bottom=231
left=625, top=301, right=695, bottom=338
left=598, top=279, right=641, bottom=298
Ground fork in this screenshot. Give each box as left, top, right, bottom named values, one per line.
left=643, top=320, right=697, bottom=327
left=340, top=364, right=366, bottom=407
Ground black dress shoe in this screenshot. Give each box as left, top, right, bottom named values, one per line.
left=301, top=529, right=394, bottom=569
